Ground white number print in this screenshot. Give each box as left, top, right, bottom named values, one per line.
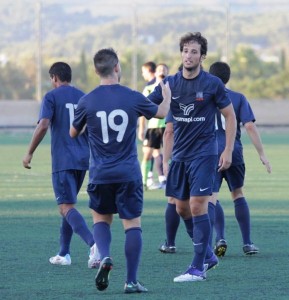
left=66, top=103, right=78, bottom=127
left=215, top=113, right=226, bottom=130
left=96, top=110, right=129, bottom=144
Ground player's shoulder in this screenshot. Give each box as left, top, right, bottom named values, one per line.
left=70, top=85, right=85, bottom=96
left=81, top=85, right=105, bottom=100
left=205, top=71, right=223, bottom=84
left=50, top=85, right=83, bottom=96
left=228, top=89, right=248, bottom=103
left=164, top=71, right=182, bottom=85
left=119, top=85, right=145, bottom=99
left=42, top=88, right=57, bottom=104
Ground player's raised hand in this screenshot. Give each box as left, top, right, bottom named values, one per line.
left=160, top=80, right=171, bottom=102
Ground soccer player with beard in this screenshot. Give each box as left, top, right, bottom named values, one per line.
left=70, top=48, right=171, bottom=293
left=148, top=32, right=236, bottom=282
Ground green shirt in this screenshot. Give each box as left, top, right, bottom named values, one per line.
left=143, top=82, right=165, bottom=128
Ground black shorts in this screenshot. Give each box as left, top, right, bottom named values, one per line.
left=213, top=164, right=245, bottom=192
left=143, top=127, right=165, bottom=149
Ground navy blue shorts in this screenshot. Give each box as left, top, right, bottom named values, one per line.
left=87, top=179, right=143, bottom=219
left=52, top=170, right=86, bottom=205
left=166, top=155, right=218, bottom=200
left=213, top=163, right=245, bottom=192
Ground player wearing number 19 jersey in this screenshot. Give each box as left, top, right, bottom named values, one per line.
left=23, top=62, right=100, bottom=268
left=70, top=48, right=171, bottom=293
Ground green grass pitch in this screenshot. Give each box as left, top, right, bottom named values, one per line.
left=0, top=130, right=289, bottom=299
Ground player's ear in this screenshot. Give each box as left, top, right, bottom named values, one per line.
left=114, top=63, right=120, bottom=73
left=201, top=55, right=206, bottom=62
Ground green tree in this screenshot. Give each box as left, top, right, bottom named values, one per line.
left=72, top=51, right=89, bottom=92
left=0, top=62, right=34, bottom=100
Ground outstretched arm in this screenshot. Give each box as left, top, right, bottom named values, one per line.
left=244, top=121, right=271, bottom=173
left=154, top=81, right=171, bottom=119
left=22, top=118, right=50, bottom=169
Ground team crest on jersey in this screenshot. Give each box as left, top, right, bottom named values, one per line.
left=196, top=91, right=204, bottom=101
left=179, top=103, right=194, bottom=116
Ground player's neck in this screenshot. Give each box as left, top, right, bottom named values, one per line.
left=100, top=79, right=119, bottom=85
left=100, top=74, right=119, bottom=85
left=54, top=82, right=70, bottom=88
left=148, top=75, right=155, bottom=82
left=182, top=65, right=201, bottom=79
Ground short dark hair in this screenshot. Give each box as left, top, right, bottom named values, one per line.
left=209, top=62, right=231, bottom=84
left=49, top=62, right=72, bottom=82
left=93, top=48, right=119, bottom=77
left=156, top=63, right=169, bottom=70
left=179, top=32, right=208, bottom=56
left=142, top=61, right=156, bottom=73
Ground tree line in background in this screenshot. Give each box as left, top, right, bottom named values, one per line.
left=0, top=44, right=287, bottom=101
left=1, top=2, right=289, bottom=101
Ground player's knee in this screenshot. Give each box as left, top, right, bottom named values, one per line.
left=231, top=188, right=243, bottom=200
left=176, top=206, right=190, bottom=219
left=167, top=197, right=176, bottom=204
left=59, top=204, right=74, bottom=217
left=190, top=204, right=205, bottom=216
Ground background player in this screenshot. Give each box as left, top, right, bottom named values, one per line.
left=22, top=62, right=99, bottom=268
left=209, top=61, right=271, bottom=256
left=70, top=48, right=171, bottom=293
left=140, top=61, right=157, bottom=187
left=138, top=63, right=169, bottom=189
left=141, top=61, right=156, bottom=86
left=159, top=119, right=180, bottom=253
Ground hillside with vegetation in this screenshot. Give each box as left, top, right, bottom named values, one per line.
left=1, top=1, right=289, bottom=100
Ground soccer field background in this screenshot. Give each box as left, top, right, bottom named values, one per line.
left=0, top=130, right=289, bottom=299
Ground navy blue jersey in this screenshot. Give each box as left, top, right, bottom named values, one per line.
left=215, top=88, right=255, bottom=165
left=39, top=85, right=89, bottom=173
left=72, top=84, right=158, bottom=184
left=149, top=70, right=231, bottom=161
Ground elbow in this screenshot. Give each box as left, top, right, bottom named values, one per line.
left=155, top=112, right=166, bottom=119
left=39, top=124, right=49, bottom=135
left=244, top=121, right=255, bottom=132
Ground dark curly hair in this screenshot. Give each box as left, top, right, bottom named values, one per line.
left=179, top=32, right=208, bottom=56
